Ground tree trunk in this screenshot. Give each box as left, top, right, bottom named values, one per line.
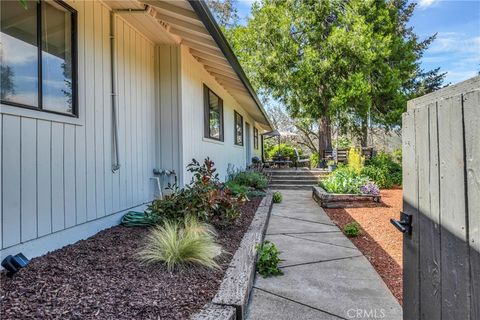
left=361, top=116, right=368, bottom=147
left=317, top=116, right=332, bottom=167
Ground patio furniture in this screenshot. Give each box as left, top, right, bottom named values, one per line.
left=294, top=148, right=310, bottom=169
left=272, top=156, right=292, bottom=168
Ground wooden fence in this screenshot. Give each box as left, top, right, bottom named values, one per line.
left=402, top=76, right=479, bottom=319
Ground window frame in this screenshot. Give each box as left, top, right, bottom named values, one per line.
left=0, top=0, right=78, bottom=117
left=203, top=84, right=224, bottom=142
left=234, top=110, right=244, bottom=146
left=254, top=127, right=259, bottom=149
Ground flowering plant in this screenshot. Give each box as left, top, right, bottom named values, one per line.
left=360, top=182, right=380, bottom=196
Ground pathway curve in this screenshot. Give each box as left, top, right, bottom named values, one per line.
left=246, top=190, right=402, bottom=320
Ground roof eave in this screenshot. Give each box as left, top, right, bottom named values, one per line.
left=187, top=0, right=274, bottom=130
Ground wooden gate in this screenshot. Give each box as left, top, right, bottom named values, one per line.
left=399, top=76, right=479, bottom=320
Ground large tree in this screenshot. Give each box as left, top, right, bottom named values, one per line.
left=225, top=0, right=446, bottom=151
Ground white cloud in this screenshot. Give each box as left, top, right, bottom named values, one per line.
left=428, top=33, right=480, bottom=54
left=0, top=32, right=37, bottom=65
left=418, top=0, right=438, bottom=8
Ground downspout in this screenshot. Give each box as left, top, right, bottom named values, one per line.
left=109, top=5, right=150, bottom=172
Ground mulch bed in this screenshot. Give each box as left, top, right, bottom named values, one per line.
left=0, top=197, right=262, bottom=320
left=323, top=189, right=403, bottom=305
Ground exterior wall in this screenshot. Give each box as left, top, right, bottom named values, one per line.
left=0, top=1, right=157, bottom=259
left=179, top=47, right=261, bottom=182
left=155, top=45, right=183, bottom=188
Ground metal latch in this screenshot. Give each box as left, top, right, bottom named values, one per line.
left=390, top=212, right=412, bottom=235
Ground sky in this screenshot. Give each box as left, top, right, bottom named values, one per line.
left=235, top=0, right=480, bottom=85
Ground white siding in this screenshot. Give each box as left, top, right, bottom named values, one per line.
left=180, top=47, right=260, bottom=182
left=0, top=1, right=156, bottom=254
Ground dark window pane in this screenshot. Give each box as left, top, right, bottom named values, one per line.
left=235, top=112, right=243, bottom=145
left=42, top=1, right=73, bottom=114
left=0, top=1, right=38, bottom=107
left=208, top=90, right=221, bottom=139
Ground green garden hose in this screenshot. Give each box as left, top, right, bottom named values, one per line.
left=121, top=211, right=159, bottom=227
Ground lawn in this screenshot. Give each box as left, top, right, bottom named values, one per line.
left=324, top=188, right=403, bottom=305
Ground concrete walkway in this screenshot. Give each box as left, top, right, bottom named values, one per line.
left=246, top=190, right=402, bottom=320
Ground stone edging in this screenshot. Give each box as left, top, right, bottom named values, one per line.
left=190, top=191, right=273, bottom=320
left=312, top=186, right=381, bottom=208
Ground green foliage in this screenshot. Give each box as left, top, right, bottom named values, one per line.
left=256, top=241, right=283, bottom=277
left=147, top=159, right=245, bottom=227
left=225, top=180, right=250, bottom=196
left=266, top=143, right=297, bottom=161
left=347, top=147, right=365, bottom=175
left=272, top=192, right=282, bottom=203
left=320, top=166, right=369, bottom=194
left=362, top=152, right=402, bottom=189
left=310, top=153, right=319, bottom=168
left=225, top=0, right=444, bottom=145
left=228, top=170, right=268, bottom=190
left=247, top=190, right=267, bottom=198
left=343, top=222, right=361, bottom=237
left=392, top=148, right=402, bottom=164
left=334, top=136, right=352, bottom=149
left=137, top=217, right=222, bottom=271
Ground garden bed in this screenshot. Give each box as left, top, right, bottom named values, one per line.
left=312, top=186, right=381, bottom=208
left=323, top=189, right=403, bottom=305
left=0, top=198, right=263, bottom=320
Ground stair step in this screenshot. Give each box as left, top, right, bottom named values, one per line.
left=270, top=175, right=324, bottom=180
left=270, top=179, right=319, bottom=185
left=269, top=184, right=314, bottom=190
left=266, top=170, right=329, bottom=176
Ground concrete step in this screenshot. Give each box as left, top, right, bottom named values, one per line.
left=269, top=179, right=320, bottom=185
left=270, top=175, right=324, bottom=180
left=269, top=184, right=315, bottom=190
left=266, top=170, right=328, bottom=176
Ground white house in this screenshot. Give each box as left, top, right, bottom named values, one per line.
left=0, top=0, right=273, bottom=260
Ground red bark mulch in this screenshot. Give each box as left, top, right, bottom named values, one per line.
left=324, top=189, right=403, bottom=305
left=0, top=197, right=262, bottom=320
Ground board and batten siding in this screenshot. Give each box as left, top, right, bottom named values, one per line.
left=0, top=1, right=157, bottom=257
left=179, top=47, right=261, bottom=182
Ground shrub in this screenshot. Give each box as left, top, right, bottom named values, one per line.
left=266, top=143, right=296, bottom=161
left=137, top=217, right=222, bottom=271
left=347, top=147, right=365, bottom=174
left=362, top=152, right=402, bottom=189
left=310, top=152, right=319, bottom=168
left=320, top=166, right=369, bottom=194
left=225, top=180, right=250, bottom=196
left=334, top=136, right=352, bottom=148
left=247, top=190, right=267, bottom=198
left=272, top=191, right=282, bottom=203
left=147, top=159, right=245, bottom=226
left=343, top=222, right=361, bottom=237
left=256, top=241, right=283, bottom=277
left=227, top=170, right=268, bottom=190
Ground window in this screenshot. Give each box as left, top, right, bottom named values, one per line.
left=234, top=111, right=243, bottom=146
left=203, top=85, right=224, bottom=141
left=254, top=127, right=259, bottom=149
left=0, top=0, right=77, bottom=116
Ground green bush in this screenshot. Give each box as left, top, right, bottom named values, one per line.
left=225, top=180, right=250, bottom=196
left=256, top=241, right=283, bottom=277
left=362, top=152, right=402, bottom=189
left=310, top=152, right=319, bottom=168
left=320, top=166, right=369, bottom=194
left=266, top=143, right=297, bottom=161
left=272, top=191, right=282, bottom=203
left=227, top=170, right=268, bottom=190
left=343, top=222, right=361, bottom=237
left=137, top=217, right=222, bottom=271
left=147, top=158, right=245, bottom=226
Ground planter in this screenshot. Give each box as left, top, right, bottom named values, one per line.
left=191, top=192, right=273, bottom=320
left=312, top=186, right=381, bottom=208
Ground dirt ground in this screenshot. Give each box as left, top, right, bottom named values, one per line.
left=324, top=189, right=403, bottom=305
left=0, top=198, right=262, bottom=320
